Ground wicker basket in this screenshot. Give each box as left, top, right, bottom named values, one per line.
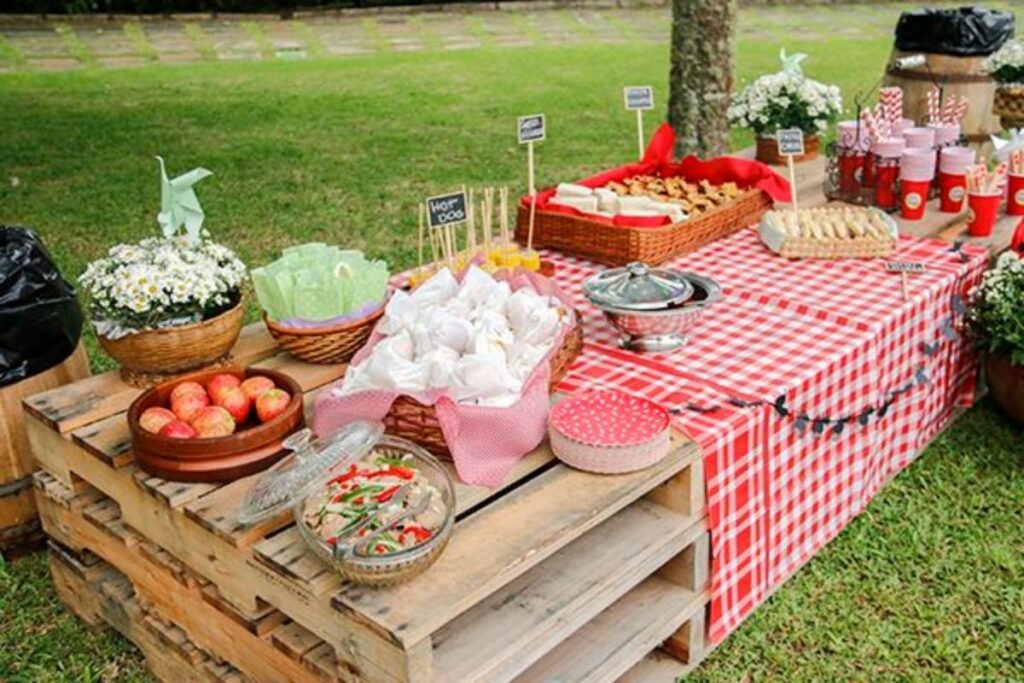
left=98, top=300, right=244, bottom=378
left=758, top=208, right=897, bottom=259
left=514, top=189, right=773, bottom=267
left=382, top=314, right=585, bottom=458
left=994, top=84, right=1024, bottom=129
left=264, top=305, right=385, bottom=365
left=756, top=135, right=820, bottom=165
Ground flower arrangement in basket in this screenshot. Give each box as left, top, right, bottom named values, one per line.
left=252, top=244, right=390, bottom=364
left=80, top=158, right=246, bottom=384
left=984, top=38, right=1024, bottom=128
left=729, top=49, right=843, bottom=164
left=967, top=248, right=1024, bottom=424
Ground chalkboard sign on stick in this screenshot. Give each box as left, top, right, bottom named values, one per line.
left=426, top=192, right=468, bottom=230
left=775, top=128, right=805, bottom=210
left=623, top=86, right=654, bottom=111
left=517, top=114, right=546, bottom=144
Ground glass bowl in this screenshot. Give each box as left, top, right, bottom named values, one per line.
left=293, top=435, right=455, bottom=587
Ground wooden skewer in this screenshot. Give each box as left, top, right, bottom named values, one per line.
left=900, top=271, right=908, bottom=302
left=527, top=191, right=537, bottom=252
left=417, top=203, right=425, bottom=269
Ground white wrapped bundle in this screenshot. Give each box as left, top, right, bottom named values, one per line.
left=340, top=266, right=568, bottom=407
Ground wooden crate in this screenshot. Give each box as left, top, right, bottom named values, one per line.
left=1, top=341, right=90, bottom=552
left=25, top=323, right=713, bottom=682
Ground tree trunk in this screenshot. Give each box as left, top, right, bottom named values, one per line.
left=668, top=0, right=737, bottom=158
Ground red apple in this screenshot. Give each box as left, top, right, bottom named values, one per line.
left=240, top=376, right=276, bottom=401
left=206, top=373, right=242, bottom=403
left=159, top=420, right=197, bottom=439
left=191, top=406, right=236, bottom=438
left=170, top=381, right=206, bottom=404
left=139, top=406, right=177, bottom=434
left=217, top=386, right=251, bottom=424
left=171, top=391, right=209, bottom=423
left=256, top=388, right=292, bottom=423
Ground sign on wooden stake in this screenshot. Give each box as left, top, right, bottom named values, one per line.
left=624, top=86, right=654, bottom=159
left=776, top=128, right=804, bottom=211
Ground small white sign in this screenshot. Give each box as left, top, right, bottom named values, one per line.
left=518, top=114, right=546, bottom=144
left=776, top=128, right=805, bottom=156
left=624, top=86, right=654, bottom=111
left=885, top=261, right=926, bottom=273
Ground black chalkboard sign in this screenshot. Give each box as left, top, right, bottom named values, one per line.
left=776, top=128, right=805, bottom=156
left=426, top=192, right=468, bottom=229
left=518, top=114, right=546, bottom=144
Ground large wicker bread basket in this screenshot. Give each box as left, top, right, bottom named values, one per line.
left=515, top=188, right=773, bottom=266
left=264, top=305, right=385, bottom=365
left=98, top=300, right=244, bottom=378
left=382, top=314, right=584, bottom=458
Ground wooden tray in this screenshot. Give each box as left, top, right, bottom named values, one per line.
left=515, top=188, right=773, bottom=266
left=127, top=366, right=304, bottom=482
left=26, top=321, right=713, bottom=683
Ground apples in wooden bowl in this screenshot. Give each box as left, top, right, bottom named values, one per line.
left=127, top=367, right=304, bottom=483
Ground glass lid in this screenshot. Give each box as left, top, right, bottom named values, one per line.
left=583, top=262, right=695, bottom=310
left=237, top=420, right=384, bottom=525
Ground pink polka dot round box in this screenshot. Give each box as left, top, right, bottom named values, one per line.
left=548, top=389, right=672, bottom=474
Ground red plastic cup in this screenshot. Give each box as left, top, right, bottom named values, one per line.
left=839, top=152, right=865, bottom=194
left=861, top=153, right=876, bottom=188
left=966, top=192, right=1002, bottom=237
left=938, top=172, right=967, bottom=213
left=901, top=179, right=930, bottom=220
left=874, top=165, right=900, bottom=210
left=1009, top=173, right=1024, bottom=217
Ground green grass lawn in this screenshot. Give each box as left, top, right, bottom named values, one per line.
left=1, top=24, right=1023, bottom=683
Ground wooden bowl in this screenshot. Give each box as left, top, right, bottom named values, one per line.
left=127, top=366, right=304, bottom=482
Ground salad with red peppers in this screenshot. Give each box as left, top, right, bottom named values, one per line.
left=301, top=452, right=447, bottom=556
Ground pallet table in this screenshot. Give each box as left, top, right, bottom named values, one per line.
left=23, top=155, right=1019, bottom=682
left=25, top=323, right=711, bottom=683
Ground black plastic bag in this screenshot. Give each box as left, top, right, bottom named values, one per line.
left=0, top=227, right=84, bottom=387
left=894, top=7, right=1015, bottom=57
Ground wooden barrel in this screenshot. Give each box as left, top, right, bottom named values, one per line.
left=0, top=342, right=90, bottom=553
left=883, top=49, right=1001, bottom=143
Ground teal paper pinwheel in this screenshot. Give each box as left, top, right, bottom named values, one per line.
left=156, top=156, right=213, bottom=244
left=779, top=48, right=807, bottom=77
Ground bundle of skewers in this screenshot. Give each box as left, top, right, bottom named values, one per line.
left=409, top=186, right=544, bottom=288
left=925, top=86, right=969, bottom=127
left=965, top=162, right=1008, bottom=195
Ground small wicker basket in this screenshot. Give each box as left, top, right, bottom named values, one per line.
left=98, top=300, right=244, bottom=380
left=382, top=314, right=585, bottom=458
left=758, top=208, right=898, bottom=259
left=264, top=305, right=385, bottom=365
left=515, top=188, right=773, bottom=266
left=994, top=84, right=1024, bottom=129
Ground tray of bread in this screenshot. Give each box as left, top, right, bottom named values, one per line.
left=759, top=206, right=898, bottom=259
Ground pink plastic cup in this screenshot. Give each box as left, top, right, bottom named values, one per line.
left=903, top=127, right=936, bottom=149
left=899, top=118, right=916, bottom=133
left=939, top=146, right=976, bottom=175
left=900, top=148, right=936, bottom=182
left=929, top=123, right=961, bottom=148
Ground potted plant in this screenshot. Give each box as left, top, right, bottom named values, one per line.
left=967, top=247, right=1024, bottom=425
left=729, top=49, right=843, bottom=165
left=79, top=158, right=247, bottom=384
left=984, top=38, right=1024, bottom=129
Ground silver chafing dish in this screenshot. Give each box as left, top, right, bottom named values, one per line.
left=582, top=262, right=721, bottom=352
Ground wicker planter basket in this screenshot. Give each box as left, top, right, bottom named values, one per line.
left=514, top=189, right=772, bottom=267
left=994, top=84, right=1024, bottom=129
left=98, top=300, right=244, bottom=384
left=382, top=315, right=585, bottom=458
left=264, top=305, right=385, bottom=365
left=756, top=135, right=820, bottom=165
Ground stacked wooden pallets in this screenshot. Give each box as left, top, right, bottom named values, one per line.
left=25, top=323, right=712, bottom=682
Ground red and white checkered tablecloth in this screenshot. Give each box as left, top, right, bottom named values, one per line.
left=544, top=227, right=987, bottom=645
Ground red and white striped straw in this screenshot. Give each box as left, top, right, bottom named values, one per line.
left=879, top=86, right=902, bottom=133
left=952, top=95, right=968, bottom=126
left=860, top=106, right=880, bottom=142
left=926, top=86, right=941, bottom=126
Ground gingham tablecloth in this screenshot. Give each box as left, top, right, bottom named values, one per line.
left=545, top=228, right=987, bottom=644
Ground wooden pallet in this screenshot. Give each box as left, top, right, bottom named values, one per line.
left=25, top=324, right=713, bottom=682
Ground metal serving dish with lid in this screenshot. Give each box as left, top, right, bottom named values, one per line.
left=238, top=420, right=455, bottom=587
left=582, top=262, right=722, bottom=353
